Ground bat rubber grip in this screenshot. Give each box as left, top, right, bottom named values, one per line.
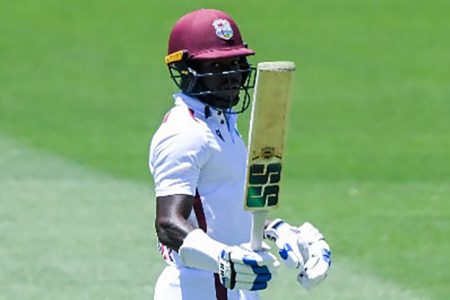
left=250, top=211, right=268, bottom=251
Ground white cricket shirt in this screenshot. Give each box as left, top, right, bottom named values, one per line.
left=149, top=93, right=252, bottom=266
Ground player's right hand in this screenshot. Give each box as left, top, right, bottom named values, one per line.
left=265, top=219, right=331, bottom=290
left=218, top=243, right=280, bottom=291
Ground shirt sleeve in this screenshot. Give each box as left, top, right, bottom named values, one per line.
left=149, top=122, right=209, bottom=197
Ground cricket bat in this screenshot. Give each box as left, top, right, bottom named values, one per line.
left=244, top=61, right=296, bottom=251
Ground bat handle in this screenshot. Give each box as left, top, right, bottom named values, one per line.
left=250, top=211, right=268, bottom=251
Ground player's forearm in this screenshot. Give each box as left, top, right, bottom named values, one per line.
left=155, top=215, right=195, bottom=251
left=155, top=194, right=196, bottom=251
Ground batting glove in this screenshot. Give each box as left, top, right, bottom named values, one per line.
left=219, top=243, right=280, bottom=291
left=265, top=219, right=331, bottom=290
left=179, top=229, right=279, bottom=291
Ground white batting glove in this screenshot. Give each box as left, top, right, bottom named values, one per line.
left=219, top=243, right=280, bottom=291
left=179, top=229, right=279, bottom=291
left=265, top=219, right=331, bottom=290
left=265, top=219, right=308, bottom=269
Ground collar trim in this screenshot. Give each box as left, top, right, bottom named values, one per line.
left=174, top=93, right=237, bottom=126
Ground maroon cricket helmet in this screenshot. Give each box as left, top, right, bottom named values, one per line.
left=165, top=9, right=255, bottom=64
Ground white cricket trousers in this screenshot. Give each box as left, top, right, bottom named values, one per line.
left=154, top=265, right=260, bottom=300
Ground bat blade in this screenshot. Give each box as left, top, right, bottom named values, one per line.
left=244, top=61, right=296, bottom=250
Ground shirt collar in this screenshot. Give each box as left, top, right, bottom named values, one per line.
left=173, top=93, right=238, bottom=125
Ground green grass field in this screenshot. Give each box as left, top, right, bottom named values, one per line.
left=1, top=0, right=449, bottom=299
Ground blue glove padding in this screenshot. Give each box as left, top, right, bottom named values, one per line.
left=218, top=243, right=280, bottom=291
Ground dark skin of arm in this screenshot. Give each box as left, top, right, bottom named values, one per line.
left=155, top=194, right=274, bottom=252
left=155, top=194, right=196, bottom=251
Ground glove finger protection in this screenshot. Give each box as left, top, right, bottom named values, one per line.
left=265, top=219, right=332, bottom=290
left=298, top=239, right=331, bottom=290
left=265, top=219, right=307, bottom=269
left=297, top=222, right=324, bottom=244
left=219, top=243, right=280, bottom=291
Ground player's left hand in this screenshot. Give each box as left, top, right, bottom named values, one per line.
left=218, top=242, right=280, bottom=291
left=264, top=219, right=331, bottom=290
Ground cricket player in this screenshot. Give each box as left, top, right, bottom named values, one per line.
left=149, top=9, right=331, bottom=300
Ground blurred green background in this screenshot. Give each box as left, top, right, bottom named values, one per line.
left=1, top=0, right=449, bottom=299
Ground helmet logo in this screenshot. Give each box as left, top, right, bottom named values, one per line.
left=212, top=19, right=233, bottom=40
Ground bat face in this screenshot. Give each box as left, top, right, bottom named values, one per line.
left=244, top=62, right=296, bottom=211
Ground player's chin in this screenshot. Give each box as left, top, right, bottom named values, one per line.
left=213, top=93, right=240, bottom=109
left=219, top=88, right=240, bottom=100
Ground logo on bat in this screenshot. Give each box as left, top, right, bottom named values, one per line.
left=246, top=162, right=281, bottom=208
